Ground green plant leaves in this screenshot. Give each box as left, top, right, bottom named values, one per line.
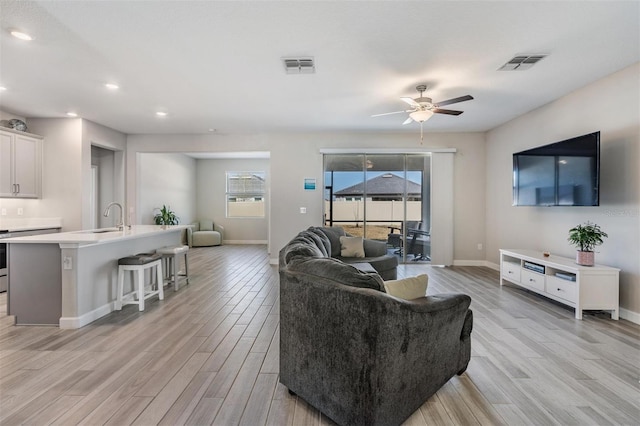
left=154, top=205, right=179, bottom=225
left=567, top=221, right=608, bottom=252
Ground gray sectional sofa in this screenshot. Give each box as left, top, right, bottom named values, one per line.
left=297, top=226, right=398, bottom=280
left=279, top=227, right=473, bottom=426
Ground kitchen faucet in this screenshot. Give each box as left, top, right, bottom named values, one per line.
left=103, top=202, right=126, bottom=230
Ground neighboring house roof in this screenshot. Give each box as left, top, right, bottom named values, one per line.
left=228, top=173, right=265, bottom=193
left=334, top=173, right=421, bottom=197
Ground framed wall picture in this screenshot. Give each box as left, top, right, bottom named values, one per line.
left=304, top=178, right=316, bottom=190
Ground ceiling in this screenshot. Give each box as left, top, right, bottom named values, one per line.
left=1, top=1, right=638, bottom=135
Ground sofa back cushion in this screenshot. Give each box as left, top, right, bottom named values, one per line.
left=283, top=241, right=325, bottom=264
left=305, top=227, right=332, bottom=256
left=286, top=257, right=385, bottom=292
left=199, top=220, right=214, bottom=231
left=316, top=226, right=346, bottom=257
left=296, top=230, right=330, bottom=257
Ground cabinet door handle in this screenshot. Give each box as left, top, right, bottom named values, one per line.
left=16, top=183, right=20, bottom=193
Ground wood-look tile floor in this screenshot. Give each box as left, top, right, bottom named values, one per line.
left=0, top=245, right=638, bottom=425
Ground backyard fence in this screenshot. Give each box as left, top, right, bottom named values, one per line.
left=325, top=200, right=422, bottom=225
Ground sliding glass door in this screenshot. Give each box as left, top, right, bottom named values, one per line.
left=324, top=153, right=431, bottom=263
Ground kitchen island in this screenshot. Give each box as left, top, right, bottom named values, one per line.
left=5, top=225, right=188, bottom=328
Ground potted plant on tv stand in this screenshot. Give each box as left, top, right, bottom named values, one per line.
left=568, top=221, right=608, bottom=266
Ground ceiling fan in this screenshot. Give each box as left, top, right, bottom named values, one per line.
left=372, top=84, right=474, bottom=140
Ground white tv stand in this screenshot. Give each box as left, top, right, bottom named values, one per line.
left=499, top=249, right=619, bottom=320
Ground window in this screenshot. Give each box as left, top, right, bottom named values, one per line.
left=226, top=171, right=266, bottom=218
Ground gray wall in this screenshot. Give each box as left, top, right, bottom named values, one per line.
left=83, top=120, right=126, bottom=229
left=485, top=63, right=640, bottom=318
left=20, top=118, right=84, bottom=230
left=22, top=118, right=126, bottom=231
left=91, top=146, right=114, bottom=228
left=137, top=153, right=197, bottom=225
left=126, top=132, right=486, bottom=261
left=196, top=158, right=269, bottom=243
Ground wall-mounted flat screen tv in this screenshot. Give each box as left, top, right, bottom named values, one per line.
left=513, top=131, right=600, bottom=206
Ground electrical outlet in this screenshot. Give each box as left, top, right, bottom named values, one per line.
left=63, top=256, right=72, bottom=270
left=477, top=243, right=483, bottom=250
left=17, top=207, right=23, bottom=215
left=1, top=208, right=6, bottom=216
left=300, top=207, right=307, bottom=214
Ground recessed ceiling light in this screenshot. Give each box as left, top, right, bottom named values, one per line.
left=66, top=112, right=78, bottom=117
left=156, top=111, right=168, bottom=117
left=104, top=83, right=119, bottom=90
left=10, top=30, right=33, bottom=41
left=0, top=86, right=6, bottom=91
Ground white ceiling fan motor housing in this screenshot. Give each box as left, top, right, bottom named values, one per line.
left=415, top=97, right=434, bottom=109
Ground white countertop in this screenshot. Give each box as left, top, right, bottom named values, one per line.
left=3, top=225, right=188, bottom=245
left=4, top=225, right=62, bottom=233
left=0, top=217, right=63, bottom=232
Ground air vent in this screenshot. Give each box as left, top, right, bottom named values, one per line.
left=498, top=54, right=547, bottom=71
left=283, top=57, right=315, bottom=74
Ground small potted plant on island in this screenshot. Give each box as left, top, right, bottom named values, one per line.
left=154, top=205, right=179, bottom=226
left=567, top=221, right=608, bottom=266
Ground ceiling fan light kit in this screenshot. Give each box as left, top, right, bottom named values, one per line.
left=409, top=109, right=434, bottom=123
left=372, top=84, right=473, bottom=141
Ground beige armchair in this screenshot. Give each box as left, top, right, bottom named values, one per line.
left=187, top=220, right=224, bottom=247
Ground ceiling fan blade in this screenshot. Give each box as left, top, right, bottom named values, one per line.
left=371, top=110, right=410, bottom=117
left=402, top=117, right=413, bottom=125
left=432, top=108, right=463, bottom=115
left=400, top=97, right=420, bottom=107
left=434, top=95, right=474, bottom=107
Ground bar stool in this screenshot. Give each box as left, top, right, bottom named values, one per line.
left=116, top=252, right=164, bottom=311
left=157, top=245, right=190, bottom=290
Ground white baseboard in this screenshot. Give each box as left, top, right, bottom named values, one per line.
left=453, top=260, right=490, bottom=267
left=486, top=261, right=500, bottom=271
left=59, top=302, right=113, bottom=329
left=620, top=308, right=640, bottom=325
left=224, top=240, right=268, bottom=245
left=452, top=260, right=500, bottom=270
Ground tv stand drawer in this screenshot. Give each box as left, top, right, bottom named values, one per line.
left=501, top=261, right=521, bottom=282
left=546, top=276, right=577, bottom=303
left=521, top=270, right=545, bottom=292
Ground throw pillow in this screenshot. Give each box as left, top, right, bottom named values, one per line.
left=383, top=274, right=429, bottom=300
left=340, top=236, right=365, bottom=258
left=199, top=220, right=214, bottom=231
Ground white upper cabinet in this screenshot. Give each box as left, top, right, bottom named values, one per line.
left=0, top=128, right=42, bottom=198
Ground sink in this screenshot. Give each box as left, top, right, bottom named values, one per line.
left=80, top=228, right=121, bottom=234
